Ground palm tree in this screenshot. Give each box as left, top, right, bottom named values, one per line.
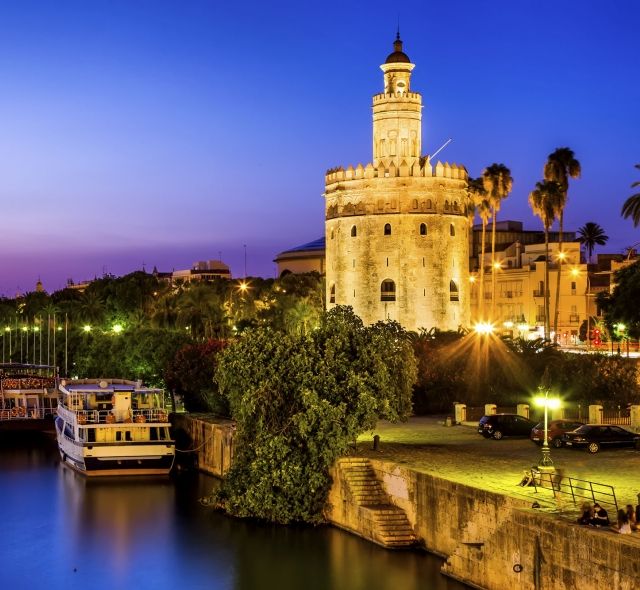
left=577, top=222, right=609, bottom=263
left=529, top=180, right=562, bottom=341
left=482, top=164, right=513, bottom=322
left=544, top=148, right=581, bottom=343
left=621, top=164, right=640, bottom=226
left=468, top=177, right=490, bottom=321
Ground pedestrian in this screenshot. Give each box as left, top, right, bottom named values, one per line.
left=625, top=504, right=637, bottom=531
left=590, top=503, right=610, bottom=527
left=577, top=502, right=593, bottom=525
left=615, top=509, right=632, bottom=534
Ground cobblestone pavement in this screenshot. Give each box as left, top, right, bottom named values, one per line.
left=356, top=416, right=640, bottom=516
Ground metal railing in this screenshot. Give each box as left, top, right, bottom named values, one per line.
left=68, top=406, right=170, bottom=425
left=532, top=471, right=618, bottom=513
left=0, top=406, right=56, bottom=420
left=601, top=408, right=631, bottom=426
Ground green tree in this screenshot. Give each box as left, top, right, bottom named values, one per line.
left=544, top=148, right=581, bottom=342
left=482, top=164, right=513, bottom=321
left=577, top=222, right=609, bottom=263
left=598, top=260, right=640, bottom=340
left=529, top=180, right=562, bottom=341
left=621, top=164, right=640, bottom=227
left=214, top=306, right=416, bottom=524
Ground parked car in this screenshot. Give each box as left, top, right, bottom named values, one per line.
left=530, top=419, right=585, bottom=448
left=562, top=424, right=640, bottom=453
left=478, top=414, right=537, bottom=440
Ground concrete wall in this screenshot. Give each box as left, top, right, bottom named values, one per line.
left=364, top=460, right=640, bottom=590
left=172, top=414, right=234, bottom=477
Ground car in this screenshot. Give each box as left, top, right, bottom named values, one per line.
left=562, top=424, right=640, bottom=453
left=530, top=419, right=585, bottom=448
left=477, top=414, right=537, bottom=440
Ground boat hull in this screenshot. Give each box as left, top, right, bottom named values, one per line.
left=60, top=450, right=174, bottom=476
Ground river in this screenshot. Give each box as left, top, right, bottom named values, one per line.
left=0, top=432, right=469, bottom=589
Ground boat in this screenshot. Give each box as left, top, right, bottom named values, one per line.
left=0, top=364, right=58, bottom=430
left=55, top=378, right=175, bottom=476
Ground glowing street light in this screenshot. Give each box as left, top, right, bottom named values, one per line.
left=474, top=322, right=494, bottom=335
left=493, top=261, right=502, bottom=270
left=112, top=324, right=123, bottom=334
left=238, top=281, right=249, bottom=293
left=83, top=325, right=92, bottom=333
left=534, top=389, right=561, bottom=467
left=557, top=251, right=567, bottom=262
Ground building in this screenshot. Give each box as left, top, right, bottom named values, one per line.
left=323, top=34, right=470, bottom=331
left=153, top=259, right=232, bottom=285
left=274, top=237, right=325, bottom=277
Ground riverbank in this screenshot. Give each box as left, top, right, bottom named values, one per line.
left=178, top=414, right=640, bottom=590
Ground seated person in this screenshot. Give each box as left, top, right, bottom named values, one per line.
left=590, top=503, right=610, bottom=527
left=577, top=503, right=593, bottom=525
left=615, top=509, right=632, bottom=534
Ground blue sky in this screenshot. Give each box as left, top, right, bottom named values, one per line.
left=0, top=0, right=638, bottom=294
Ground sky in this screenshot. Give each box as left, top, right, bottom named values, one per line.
left=0, top=0, right=639, bottom=295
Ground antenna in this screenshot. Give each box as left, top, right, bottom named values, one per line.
left=430, top=138, right=453, bottom=161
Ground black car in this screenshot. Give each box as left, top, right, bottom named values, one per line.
left=478, top=414, right=537, bottom=440
left=562, top=424, right=640, bottom=453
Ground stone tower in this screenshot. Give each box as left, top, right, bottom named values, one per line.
left=324, top=35, right=470, bottom=332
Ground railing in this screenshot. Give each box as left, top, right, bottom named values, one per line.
left=569, top=314, right=580, bottom=323
left=0, top=406, right=56, bottom=421
left=533, top=290, right=544, bottom=297
left=68, top=407, right=170, bottom=425
left=535, top=315, right=545, bottom=322
left=532, top=471, right=618, bottom=513
left=464, top=406, right=486, bottom=422
left=601, top=408, right=631, bottom=426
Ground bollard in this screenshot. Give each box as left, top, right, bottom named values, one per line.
left=445, top=416, right=453, bottom=427
left=372, top=434, right=380, bottom=451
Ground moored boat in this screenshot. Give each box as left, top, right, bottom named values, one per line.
left=55, top=378, right=175, bottom=476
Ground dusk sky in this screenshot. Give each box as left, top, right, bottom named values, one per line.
left=1, top=0, right=639, bottom=296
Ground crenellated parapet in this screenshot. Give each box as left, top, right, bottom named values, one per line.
left=372, top=91, right=421, bottom=103
left=325, top=160, right=468, bottom=189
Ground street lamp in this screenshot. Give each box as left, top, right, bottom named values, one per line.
left=534, top=388, right=561, bottom=467
left=474, top=322, right=494, bottom=335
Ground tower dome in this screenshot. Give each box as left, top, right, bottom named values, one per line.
left=385, top=33, right=410, bottom=64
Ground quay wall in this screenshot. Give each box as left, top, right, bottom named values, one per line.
left=171, top=414, right=234, bottom=477
left=178, top=415, right=640, bottom=589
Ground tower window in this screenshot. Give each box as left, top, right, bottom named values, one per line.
left=450, top=280, right=459, bottom=302
left=444, top=201, right=450, bottom=211
left=420, top=223, right=427, bottom=236
left=384, top=223, right=391, bottom=236
left=453, top=201, right=459, bottom=211
left=381, top=279, right=396, bottom=302
left=450, top=224, right=455, bottom=236
left=426, top=199, right=433, bottom=209
left=330, top=230, right=334, bottom=240
left=330, top=284, right=335, bottom=304
left=351, top=225, right=357, bottom=237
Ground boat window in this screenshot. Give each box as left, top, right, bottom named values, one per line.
left=150, top=427, right=158, bottom=441
left=64, top=423, right=74, bottom=439
left=87, top=428, right=95, bottom=443
left=125, top=431, right=132, bottom=442
left=116, top=431, right=122, bottom=442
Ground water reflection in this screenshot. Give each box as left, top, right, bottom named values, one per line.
left=0, top=433, right=468, bottom=590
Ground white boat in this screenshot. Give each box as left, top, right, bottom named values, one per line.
left=0, top=364, right=58, bottom=429
left=55, top=378, right=175, bottom=476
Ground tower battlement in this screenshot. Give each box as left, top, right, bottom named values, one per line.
left=325, top=160, right=468, bottom=189
left=372, top=91, right=422, bottom=103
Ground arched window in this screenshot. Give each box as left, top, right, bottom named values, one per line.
left=351, top=225, right=357, bottom=237
left=330, top=230, right=334, bottom=240
left=384, top=223, right=392, bottom=236
left=450, top=280, right=459, bottom=302
left=419, top=223, right=427, bottom=236
left=453, top=201, right=459, bottom=211
left=426, top=199, right=433, bottom=209
left=381, top=279, right=396, bottom=301
left=450, top=224, right=455, bottom=236
left=330, top=284, right=336, bottom=304
left=444, top=200, right=450, bottom=211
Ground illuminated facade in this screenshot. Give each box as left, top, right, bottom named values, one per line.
left=324, top=35, right=470, bottom=331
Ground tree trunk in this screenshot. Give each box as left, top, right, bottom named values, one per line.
left=544, top=229, right=551, bottom=341
left=479, top=220, right=487, bottom=321
left=553, top=213, right=563, bottom=343
left=491, top=209, right=498, bottom=322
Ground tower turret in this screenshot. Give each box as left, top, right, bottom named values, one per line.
left=372, top=33, right=422, bottom=167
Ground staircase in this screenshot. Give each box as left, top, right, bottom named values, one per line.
left=338, top=458, right=417, bottom=548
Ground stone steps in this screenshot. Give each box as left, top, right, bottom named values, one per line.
left=337, top=458, right=417, bottom=549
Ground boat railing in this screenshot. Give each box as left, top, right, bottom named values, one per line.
left=72, top=407, right=170, bottom=425
left=0, top=406, right=55, bottom=421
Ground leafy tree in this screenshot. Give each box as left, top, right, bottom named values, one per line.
left=544, top=148, right=581, bottom=342
left=621, top=164, right=640, bottom=227
left=529, top=180, right=562, bottom=340
left=214, top=306, right=416, bottom=524
left=482, top=164, right=513, bottom=321
left=577, top=222, right=609, bottom=263
left=598, top=260, right=640, bottom=339
left=164, top=339, right=228, bottom=413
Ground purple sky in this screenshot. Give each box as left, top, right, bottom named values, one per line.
left=1, top=0, right=639, bottom=296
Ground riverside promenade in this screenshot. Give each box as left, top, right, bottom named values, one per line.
left=357, top=416, right=640, bottom=514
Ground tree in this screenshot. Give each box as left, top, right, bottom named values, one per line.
left=482, top=164, right=513, bottom=321
left=598, top=260, right=640, bottom=340
left=529, top=180, right=562, bottom=340
left=577, top=222, right=609, bottom=263
left=544, top=148, right=581, bottom=342
left=621, top=164, right=640, bottom=227
left=467, top=177, right=490, bottom=320
left=214, top=306, right=417, bottom=524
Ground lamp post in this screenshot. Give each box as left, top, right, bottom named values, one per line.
left=535, top=387, right=561, bottom=467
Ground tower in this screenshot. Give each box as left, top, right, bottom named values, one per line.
left=324, top=35, right=470, bottom=332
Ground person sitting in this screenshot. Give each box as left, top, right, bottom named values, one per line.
left=590, top=503, right=610, bottom=527
left=577, top=502, right=593, bottom=525
left=625, top=504, right=637, bottom=531
left=614, top=509, right=632, bottom=534
left=518, top=469, right=533, bottom=487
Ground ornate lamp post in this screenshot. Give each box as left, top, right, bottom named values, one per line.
left=534, top=387, right=561, bottom=467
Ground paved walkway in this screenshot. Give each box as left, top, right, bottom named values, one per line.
left=356, top=416, right=640, bottom=515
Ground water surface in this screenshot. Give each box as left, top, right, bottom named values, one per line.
left=0, top=432, right=468, bottom=590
